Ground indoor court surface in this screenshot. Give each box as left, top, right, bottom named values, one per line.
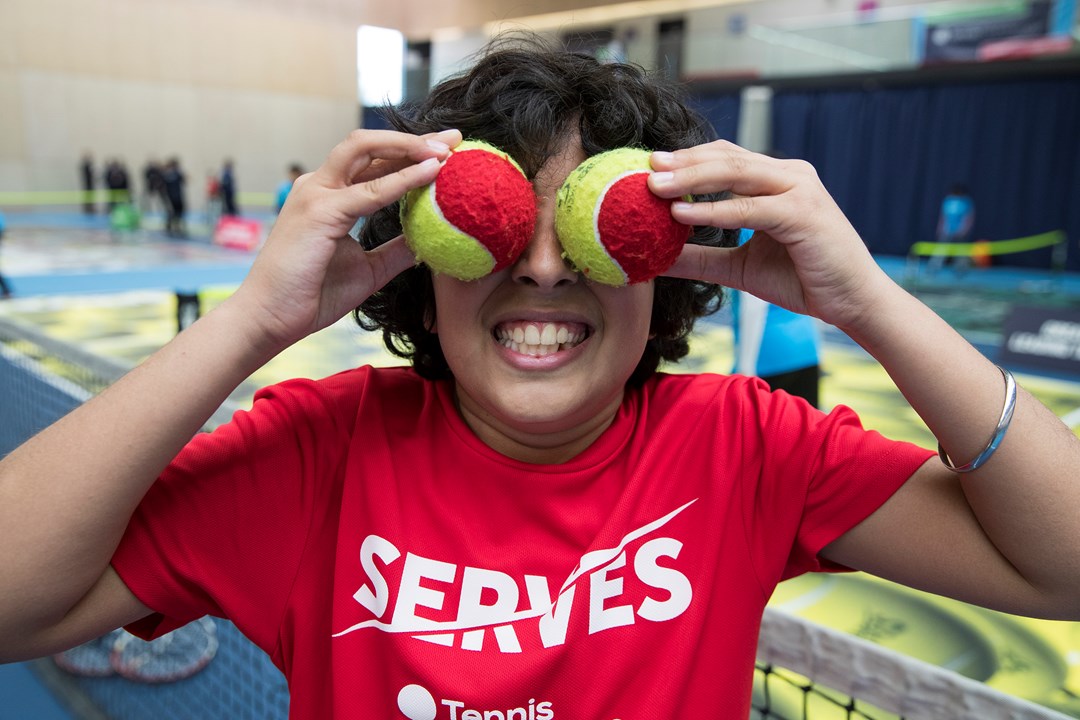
left=3, top=215, right=1080, bottom=718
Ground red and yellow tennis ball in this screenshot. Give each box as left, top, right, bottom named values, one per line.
left=555, top=148, right=690, bottom=286
left=400, top=140, right=537, bottom=281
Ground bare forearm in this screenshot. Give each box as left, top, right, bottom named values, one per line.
left=844, top=285, right=1080, bottom=597
left=0, top=128, right=451, bottom=652
left=0, top=295, right=282, bottom=630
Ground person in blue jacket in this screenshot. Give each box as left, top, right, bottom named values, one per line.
left=731, top=227, right=821, bottom=407
left=928, top=183, right=976, bottom=274
left=275, top=164, right=304, bottom=214
left=0, top=210, right=12, bottom=298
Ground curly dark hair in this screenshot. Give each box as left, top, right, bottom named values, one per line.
left=357, top=35, right=734, bottom=386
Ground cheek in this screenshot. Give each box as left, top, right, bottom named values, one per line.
left=429, top=277, right=469, bottom=335
left=430, top=275, right=497, bottom=341
left=604, top=284, right=655, bottom=336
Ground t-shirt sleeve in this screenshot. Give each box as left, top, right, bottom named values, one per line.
left=732, top=379, right=934, bottom=586
left=111, top=375, right=358, bottom=654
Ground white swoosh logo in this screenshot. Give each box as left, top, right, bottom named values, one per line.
left=332, top=498, right=698, bottom=638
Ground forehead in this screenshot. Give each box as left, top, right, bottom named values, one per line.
left=533, top=133, right=587, bottom=193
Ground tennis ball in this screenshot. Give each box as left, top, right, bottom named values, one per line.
left=555, top=148, right=690, bottom=286
left=400, top=140, right=536, bottom=281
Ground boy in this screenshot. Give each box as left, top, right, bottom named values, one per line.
left=2, top=38, right=1078, bottom=719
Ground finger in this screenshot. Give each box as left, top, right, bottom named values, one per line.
left=649, top=152, right=799, bottom=200
left=650, top=139, right=750, bottom=170
left=348, top=128, right=463, bottom=185
left=670, top=194, right=760, bottom=233
left=663, top=243, right=744, bottom=288
left=649, top=140, right=753, bottom=180
left=337, top=156, right=444, bottom=219
left=364, top=235, right=418, bottom=293
left=319, top=129, right=458, bottom=187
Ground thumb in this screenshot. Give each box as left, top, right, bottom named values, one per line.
left=663, top=243, right=742, bottom=288
left=364, top=235, right=418, bottom=293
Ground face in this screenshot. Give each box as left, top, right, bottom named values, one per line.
left=431, top=139, right=654, bottom=463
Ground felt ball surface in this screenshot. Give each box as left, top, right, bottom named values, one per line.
left=555, top=148, right=690, bottom=286
left=401, top=140, right=536, bottom=281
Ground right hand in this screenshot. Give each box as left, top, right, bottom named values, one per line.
left=234, top=128, right=461, bottom=351
left=650, top=140, right=893, bottom=334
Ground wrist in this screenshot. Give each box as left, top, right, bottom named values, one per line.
left=209, top=291, right=295, bottom=368
left=829, top=271, right=910, bottom=346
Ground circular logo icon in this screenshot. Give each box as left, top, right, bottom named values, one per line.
left=397, top=684, right=437, bottom=720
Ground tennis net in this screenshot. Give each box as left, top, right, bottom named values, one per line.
left=754, top=607, right=1072, bottom=720
left=1, top=314, right=1072, bottom=720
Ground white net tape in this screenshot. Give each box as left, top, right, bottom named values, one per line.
left=759, top=607, right=1073, bottom=720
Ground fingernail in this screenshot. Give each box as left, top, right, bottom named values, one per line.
left=426, top=140, right=450, bottom=153
left=672, top=201, right=693, bottom=212
left=652, top=151, right=674, bottom=163
left=651, top=171, right=674, bottom=185
left=418, top=157, right=441, bottom=170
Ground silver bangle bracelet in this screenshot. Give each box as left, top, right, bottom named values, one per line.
left=937, top=365, right=1017, bottom=473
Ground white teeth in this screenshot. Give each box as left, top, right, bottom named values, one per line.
left=496, top=321, right=587, bottom=357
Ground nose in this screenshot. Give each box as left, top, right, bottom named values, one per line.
left=510, top=219, right=579, bottom=289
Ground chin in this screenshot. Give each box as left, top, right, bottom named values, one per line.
left=509, top=388, right=616, bottom=431
left=500, top=397, right=583, bottom=428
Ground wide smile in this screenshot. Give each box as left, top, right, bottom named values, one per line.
left=493, top=320, right=591, bottom=358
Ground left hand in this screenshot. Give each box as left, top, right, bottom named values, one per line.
left=649, top=140, right=893, bottom=332
left=234, top=128, right=460, bottom=352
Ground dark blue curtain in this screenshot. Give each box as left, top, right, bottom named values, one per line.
left=690, top=93, right=742, bottom=144
left=361, top=105, right=394, bottom=130
left=771, top=76, right=1080, bottom=270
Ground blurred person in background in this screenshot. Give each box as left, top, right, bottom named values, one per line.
left=104, top=159, right=132, bottom=211
left=163, top=158, right=188, bottom=238
left=142, top=160, right=166, bottom=215
left=220, top=160, right=238, bottom=217
left=275, top=163, right=304, bottom=214
left=205, top=171, right=222, bottom=229
left=0, top=209, right=12, bottom=298
left=80, top=153, right=96, bottom=214
left=929, top=182, right=976, bottom=274
left=731, top=226, right=822, bottom=408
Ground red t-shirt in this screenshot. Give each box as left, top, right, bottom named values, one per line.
left=112, top=366, right=932, bottom=719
